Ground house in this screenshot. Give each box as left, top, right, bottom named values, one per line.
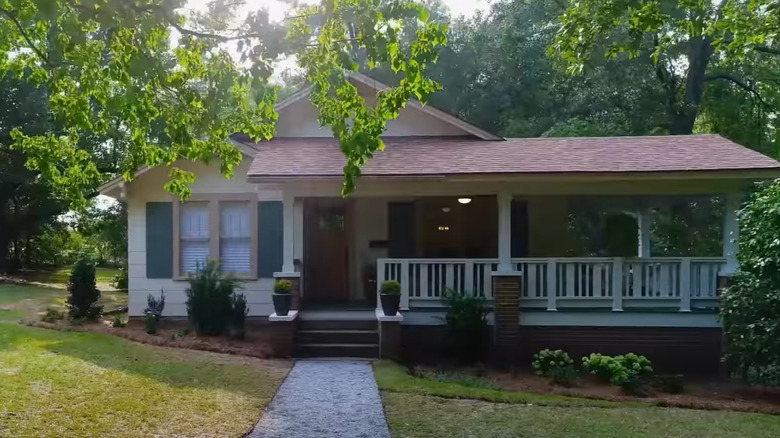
left=100, top=73, right=780, bottom=371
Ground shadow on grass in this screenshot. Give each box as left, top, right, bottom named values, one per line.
left=0, top=323, right=285, bottom=399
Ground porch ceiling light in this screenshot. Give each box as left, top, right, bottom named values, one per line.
left=458, top=197, right=472, bottom=205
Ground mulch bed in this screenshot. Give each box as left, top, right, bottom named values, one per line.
left=485, top=369, right=780, bottom=414
left=411, top=364, right=780, bottom=415
left=25, top=317, right=276, bottom=359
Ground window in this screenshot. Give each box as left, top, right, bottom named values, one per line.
left=180, top=202, right=210, bottom=274
left=220, top=202, right=251, bottom=274
left=174, top=195, right=257, bottom=279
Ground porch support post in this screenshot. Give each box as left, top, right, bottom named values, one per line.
left=637, top=209, right=652, bottom=257
left=281, top=191, right=296, bottom=274
left=497, top=192, right=513, bottom=273
left=722, top=193, right=740, bottom=277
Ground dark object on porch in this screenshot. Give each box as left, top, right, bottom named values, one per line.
left=380, top=280, right=401, bottom=316
left=273, top=279, right=292, bottom=316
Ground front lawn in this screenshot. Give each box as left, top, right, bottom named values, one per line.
left=374, top=361, right=780, bottom=438
left=4, top=265, right=120, bottom=289
left=0, top=324, right=289, bottom=437
left=0, top=282, right=127, bottom=322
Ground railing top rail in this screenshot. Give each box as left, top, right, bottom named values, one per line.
left=377, top=258, right=499, bottom=264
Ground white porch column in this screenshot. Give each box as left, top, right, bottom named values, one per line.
left=722, top=193, right=741, bottom=276
left=637, top=209, right=652, bottom=257
left=497, top=192, right=513, bottom=273
left=281, top=191, right=296, bottom=274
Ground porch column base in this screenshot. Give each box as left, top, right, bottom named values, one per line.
left=268, top=310, right=298, bottom=358
left=376, top=309, right=403, bottom=360
left=274, top=272, right=301, bottom=310
left=492, top=273, right=522, bottom=365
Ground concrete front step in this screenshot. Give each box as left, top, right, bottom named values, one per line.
left=293, top=343, right=380, bottom=359
left=297, top=319, right=378, bottom=331
left=296, top=329, right=379, bottom=345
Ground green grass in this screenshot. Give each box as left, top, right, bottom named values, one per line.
left=9, top=266, right=120, bottom=287
left=373, top=361, right=625, bottom=407
left=0, top=323, right=289, bottom=438
left=382, top=392, right=780, bottom=438
left=0, top=283, right=127, bottom=322
left=374, top=361, right=780, bottom=438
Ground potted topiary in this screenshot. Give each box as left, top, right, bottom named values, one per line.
left=380, top=280, right=401, bottom=316
left=273, top=279, right=292, bottom=316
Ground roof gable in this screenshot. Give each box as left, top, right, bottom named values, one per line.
left=273, top=72, right=501, bottom=140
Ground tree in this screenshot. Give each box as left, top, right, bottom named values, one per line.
left=0, top=73, right=69, bottom=273
left=1, top=0, right=448, bottom=206
left=721, top=181, right=780, bottom=385
left=551, top=0, right=780, bottom=135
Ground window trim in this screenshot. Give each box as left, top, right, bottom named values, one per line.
left=172, top=193, right=258, bottom=280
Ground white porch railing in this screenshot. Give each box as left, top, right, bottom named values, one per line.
left=376, top=257, right=725, bottom=312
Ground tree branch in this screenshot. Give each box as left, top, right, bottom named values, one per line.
left=122, top=1, right=260, bottom=42
left=705, top=73, right=767, bottom=106
left=0, top=8, right=50, bottom=65
left=754, top=46, right=780, bottom=56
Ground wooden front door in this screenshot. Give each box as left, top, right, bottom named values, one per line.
left=304, top=198, right=351, bottom=304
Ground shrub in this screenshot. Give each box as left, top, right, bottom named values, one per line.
left=442, top=289, right=489, bottom=364
left=380, top=280, right=401, bottom=294
left=720, top=183, right=780, bottom=385
left=144, top=290, right=165, bottom=335
left=230, top=293, right=249, bottom=339
left=273, top=279, right=292, bottom=294
left=41, top=308, right=65, bottom=323
left=66, top=253, right=103, bottom=320
left=185, top=260, right=240, bottom=335
left=111, top=265, right=128, bottom=291
left=582, top=353, right=653, bottom=390
left=532, top=349, right=576, bottom=385
left=111, top=314, right=126, bottom=328
left=582, top=353, right=621, bottom=382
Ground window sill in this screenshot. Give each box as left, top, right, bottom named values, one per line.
left=173, top=274, right=258, bottom=281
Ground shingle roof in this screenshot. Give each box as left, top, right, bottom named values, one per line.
left=237, top=134, right=780, bottom=178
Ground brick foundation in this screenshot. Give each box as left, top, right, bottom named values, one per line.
left=379, top=320, right=402, bottom=360
left=267, top=319, right=297, bottom=358
left=492, top=274, right=522, bottom=364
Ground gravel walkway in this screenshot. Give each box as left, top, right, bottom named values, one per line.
left=247, top=360, right=390, bottom=438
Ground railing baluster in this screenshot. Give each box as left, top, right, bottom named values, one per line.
left=680, top=258, right=691, bottom=312
left=546, top=259, right=557, bottom=311
left=612, top=258, right=623, bottom=311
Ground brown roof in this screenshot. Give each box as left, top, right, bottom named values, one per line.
left=237, top=134, right=780, bottom=178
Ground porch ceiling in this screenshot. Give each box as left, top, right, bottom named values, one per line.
left=239, top=134, right=780, bottom=180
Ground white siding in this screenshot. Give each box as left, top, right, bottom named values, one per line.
left=126, top=159, right=281, bottom=317
left=275, top=82, right=471, bottom=138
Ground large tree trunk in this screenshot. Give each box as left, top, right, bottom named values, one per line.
left=670, top=36, right=715, bottom=135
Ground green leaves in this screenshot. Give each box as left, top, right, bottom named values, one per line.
left=290, top=0, right=446, bottom=196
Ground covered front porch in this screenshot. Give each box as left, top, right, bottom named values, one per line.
left=275, top=184, right=740, bottom=315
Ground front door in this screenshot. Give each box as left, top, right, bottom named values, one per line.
left=303, top=198, right=351, bottom=305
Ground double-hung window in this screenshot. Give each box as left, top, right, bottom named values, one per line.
left=179, top=202, right=210, bottom=274
left=220, top=201, right=251, bottom=274
left=175, top=195, right=257, bottom=279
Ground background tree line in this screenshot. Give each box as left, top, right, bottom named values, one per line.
left=3, top=0, right=778, bottom=272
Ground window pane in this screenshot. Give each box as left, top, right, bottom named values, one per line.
left=220, top=202, right=251, bottom=273
left=221, top=238, right=251, bottom=273
left=180, top=202, right=209, bottom=274
left=181, top=240, right=209, bottom=273
left=181, top=202, right=209, bottom=239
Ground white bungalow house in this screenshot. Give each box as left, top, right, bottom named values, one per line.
left=100, top=73, right=780, bottom=370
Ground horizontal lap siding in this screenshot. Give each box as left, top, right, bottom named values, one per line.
left=126, top=160, right=282, bottom=317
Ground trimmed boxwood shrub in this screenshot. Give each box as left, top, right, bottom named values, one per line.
left=185, top=261, right=241, bottom=336
left=443, top=289, right=489, bottom=364
left=66, top=253, right=103, bottom=320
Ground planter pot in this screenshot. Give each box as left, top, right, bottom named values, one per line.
left=273, top=294, right=292, bottom=316
left=380, top=293, right=401, bottom=316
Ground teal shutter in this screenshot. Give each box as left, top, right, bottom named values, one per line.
left=258, top=201, right=283, bottom=277
left=146, top=202, right=173, bottom=279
